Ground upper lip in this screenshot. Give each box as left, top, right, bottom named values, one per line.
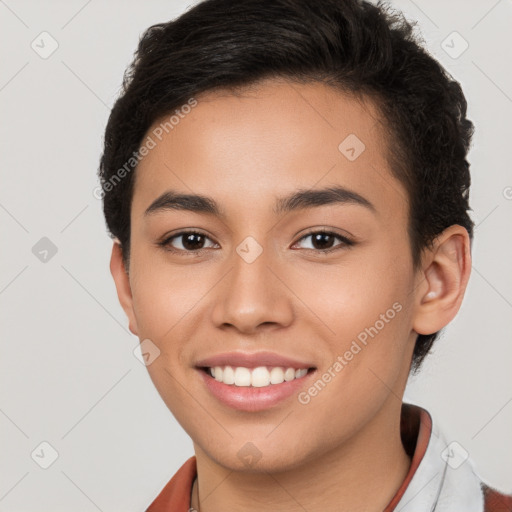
left=195, top=351, right=316, bottom=369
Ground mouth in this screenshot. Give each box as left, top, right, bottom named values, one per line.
left=195, top=353, right=318, bottom=412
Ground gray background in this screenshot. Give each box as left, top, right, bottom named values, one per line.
left=1, top=0, right=511, bottom=510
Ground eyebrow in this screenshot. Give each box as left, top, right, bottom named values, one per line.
left=144, top=185, right=376, bottom=217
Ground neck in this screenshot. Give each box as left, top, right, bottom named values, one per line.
left=190, top=401, right=413, bottom=512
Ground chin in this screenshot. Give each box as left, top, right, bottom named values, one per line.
left=198, top=436, right=317, bottom=475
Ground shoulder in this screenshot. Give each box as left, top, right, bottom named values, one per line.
left=482, top=483, right=512, bottom=512
left=146, top=456, right=197, bottom=512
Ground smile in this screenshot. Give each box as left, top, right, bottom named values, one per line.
left=204, top=365, right=310, bottom=387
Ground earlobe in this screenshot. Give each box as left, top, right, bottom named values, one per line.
left=413, top=225, right=471, bottom=335
left=110, top=241, right=139, bottom=336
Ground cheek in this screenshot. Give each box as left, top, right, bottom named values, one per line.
left=127, top=256, right=203, bottom=422
left=292, top=247, right=410, bottom=339
left=295, top=245, right=413, bottom=389
left=129, top=251, right=206, bottom=340
left=291, top=271, right=413, bottom=443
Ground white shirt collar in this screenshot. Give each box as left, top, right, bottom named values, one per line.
left=395, top=404, right=484, bottom=511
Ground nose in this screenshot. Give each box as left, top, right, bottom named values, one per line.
left=210, top=242, right=294, bottom=335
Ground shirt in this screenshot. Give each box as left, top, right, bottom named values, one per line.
left=146, top=403, right=512, bottom=511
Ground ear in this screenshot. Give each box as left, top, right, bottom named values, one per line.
left=413, top=225, right=472, bottom=336
left=110, top=240, right=139, bottom=336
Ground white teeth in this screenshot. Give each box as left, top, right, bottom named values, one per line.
left=251, top=366, right=270, bottom=387
left=223, top=366, right=235, bottom=385
left=234, top=367, right=251, bottom=386
left=284, top=368, right=296, bottom=381
left=270, top=367, right=285, bottom=384
left=213, top=366, right=223, bottom=382
left=206, top=365, right=310, bottom=387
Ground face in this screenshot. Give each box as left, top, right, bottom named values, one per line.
left=114, top=78, right=423, bottom=472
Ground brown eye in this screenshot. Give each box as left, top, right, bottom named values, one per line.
left=159, top=231, right=218, bottom=253
left=180, top=233, right=207, bottom=250
left=310, top=232, right=336, bottom=250
left=294, top=230, right=353, bottom=253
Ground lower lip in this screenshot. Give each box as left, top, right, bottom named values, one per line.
left=197, top=369, right=316, bottom=412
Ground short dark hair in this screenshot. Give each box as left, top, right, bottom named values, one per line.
left=98, top=0, right=475, bottom=372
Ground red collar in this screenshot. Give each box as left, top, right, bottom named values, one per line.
left=146, top=403, right=432, bottom=512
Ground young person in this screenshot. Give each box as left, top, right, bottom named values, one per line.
left=99, top=0, right=512, bottom=510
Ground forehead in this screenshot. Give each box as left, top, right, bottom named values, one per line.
left=132, top=78, right=408, bottom=222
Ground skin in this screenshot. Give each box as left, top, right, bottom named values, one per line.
left=110, top=78, right=471, bottom=511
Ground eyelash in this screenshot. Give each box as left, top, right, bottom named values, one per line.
left=157, top=229, right=354, bottom=255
